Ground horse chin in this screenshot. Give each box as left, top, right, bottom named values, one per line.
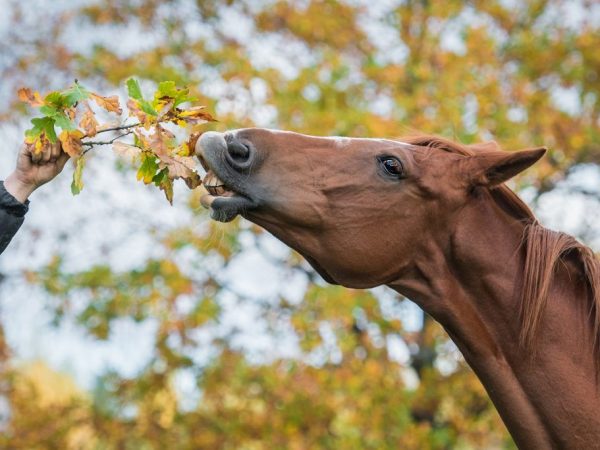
left=208, top=195, right=255, bottom=223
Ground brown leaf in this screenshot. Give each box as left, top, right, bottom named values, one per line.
left=133, top=128, right=151, bottom=149
left=186, top=132, right=202, bottom=156
left=18, top=88, right=44, bottom=107
left=148, top=125, right=175, bottom=158
left=157, top=154, right=200, bottom=182
left=59, top=130, right=84, bottom=158
left=90, top=93, right=122, bottom=114
left=184, top=172, right=203, bottom=189
left=79, top=107, right=98, bottom=137
left=113, top=141, right=141, bottom=162
left=66, top=107, right=77, bottom=120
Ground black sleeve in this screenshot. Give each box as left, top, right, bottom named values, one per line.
left=0, top=181, right=29, bottom=255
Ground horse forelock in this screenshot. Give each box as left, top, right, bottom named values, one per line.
left=403, top=134, right=600, bottom=371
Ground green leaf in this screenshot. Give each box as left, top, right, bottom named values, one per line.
left=152, top=168, right=174, bottom=204
left=156, top=81, right=177, bottom=98
left=152, top=167, right=169, bottom=186
left=126, top=78, right=143, bottom=101
left=40, top=105, right=59, bottom=117
left=26, top=117, right=57, bottom=143
left=44, top=91, right=67, bottom=108
left=139, top=100, right=158, bottom=116
left=54, top=112, right=77, bottom=131
left=137, top=153, right=159, bottom=184
left=62, top=82, right=90, bottom=106
left=71, top=157, right=85, bottom=195
left=155, top=81, right=196, bottom=107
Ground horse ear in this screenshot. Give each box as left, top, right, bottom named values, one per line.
left=466, top=147, right=547, bottom=187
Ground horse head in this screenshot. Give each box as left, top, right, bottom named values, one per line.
left=196, top=128, right=545, bottom=289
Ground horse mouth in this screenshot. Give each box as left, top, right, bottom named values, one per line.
left=203, top=171, right=236, bottom=198
left=197, top=152, right=257, bottom=223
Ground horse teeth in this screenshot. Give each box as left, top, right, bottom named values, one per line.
left=204, top=172, right=225, bottom=188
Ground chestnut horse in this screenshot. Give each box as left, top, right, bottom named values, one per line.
left=196, top=129, right=600, bottom=449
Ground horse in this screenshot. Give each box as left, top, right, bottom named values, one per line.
left=195, top=128, right=600, bottom=449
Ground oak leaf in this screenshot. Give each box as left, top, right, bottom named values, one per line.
left=90, top=93, right=122, bottom=114
left=71, top=157, right=85, bottom=195
left=127, top=98, right=154, bottom=129
left=113, top=141, right=141, bottom=162
left=176, top=106, right=216, bottom=124
left=18, top=88, right=44, bottom=107
left=59, top=130, right=84, bottom=158
left=79, top=106, right=98, bottom=137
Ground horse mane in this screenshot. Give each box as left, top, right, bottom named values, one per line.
left=403, top=135, right=600, bottom=368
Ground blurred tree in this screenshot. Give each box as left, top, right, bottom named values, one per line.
left=2, top=0, right=599, bottom=448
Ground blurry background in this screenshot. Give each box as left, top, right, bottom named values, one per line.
left=1, top=0, right=599, bottom=448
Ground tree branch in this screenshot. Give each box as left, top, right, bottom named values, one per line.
left=95, top=122, right=140, bottom=135
left=82, top=130, right=134, bottom=154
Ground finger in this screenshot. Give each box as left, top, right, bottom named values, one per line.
left=30, top=145, right=42, bottom=164
left=41, top=145, right=53, bottom=164
left=50, top=141, right=61, bottom=162
left=55, top=151, right=70, bottom=172
left=21, top=143, right=33, bottom=157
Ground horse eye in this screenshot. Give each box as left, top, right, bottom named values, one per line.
left=380, top=157, right=404, bottom=177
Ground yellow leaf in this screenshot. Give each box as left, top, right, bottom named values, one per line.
left=177, top=106, right=216, bottom=123
left=59, top=130, right=84, bottom=158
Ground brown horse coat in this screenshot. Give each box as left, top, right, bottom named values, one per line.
left=197, top=129, right=600, bottom=449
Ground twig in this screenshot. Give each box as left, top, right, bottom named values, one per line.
left=95, top=122, right=140, bottom=135
left=82, top=130, right=134, bottom=154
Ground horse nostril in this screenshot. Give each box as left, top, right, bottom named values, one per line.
left=227, top=141, right=250, bottom=162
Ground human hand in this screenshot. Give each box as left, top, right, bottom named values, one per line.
left=4, top=142, right=70, bottom=203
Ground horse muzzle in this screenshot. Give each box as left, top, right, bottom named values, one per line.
left=195, top=131, right=259, bottom=222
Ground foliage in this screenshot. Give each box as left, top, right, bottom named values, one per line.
left=19, top=79, right=215, bottom=203
left=1, top=0, right=599, bottom=448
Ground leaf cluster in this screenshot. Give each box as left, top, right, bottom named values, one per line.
left=19, top=79, right=216, bottom=203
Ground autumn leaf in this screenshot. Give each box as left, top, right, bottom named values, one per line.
left=147, top=125, right=175, bottom=157
left=127, top=98, right=154, bottom=129
left=90, top=93, right=122, bottom=114
left=20, top=77, right=215, bottom=202
left=113, top=141, right=141, bottom=162
left=79, top=105, right=98, bottom=137
left=159, top=155, right=197, bottom=179
left=152, top=168, right=174, bottom=204
left=184, top=173, right=202, bottom=189
left=71, top=157, right=85, bottom=195
left=59, top=130, right=84, bottom=158
left=176, top=106, right=216, bottom=124
left=25, top=117, right=57, bottom=145
left=17, top=88, right=43, bottom=107
left=186, top=132, right=202, bottom=156
left=155, top=98, right=175, bottom=120
left=137, top=152, right=159, bottom=184
left=30, top=133, right=53, bottom=155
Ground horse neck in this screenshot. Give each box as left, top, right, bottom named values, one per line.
left=388, top=190, right=600, bottom=449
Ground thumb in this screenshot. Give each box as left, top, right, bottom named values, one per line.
left=56, top=151, right=71, bottom=172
